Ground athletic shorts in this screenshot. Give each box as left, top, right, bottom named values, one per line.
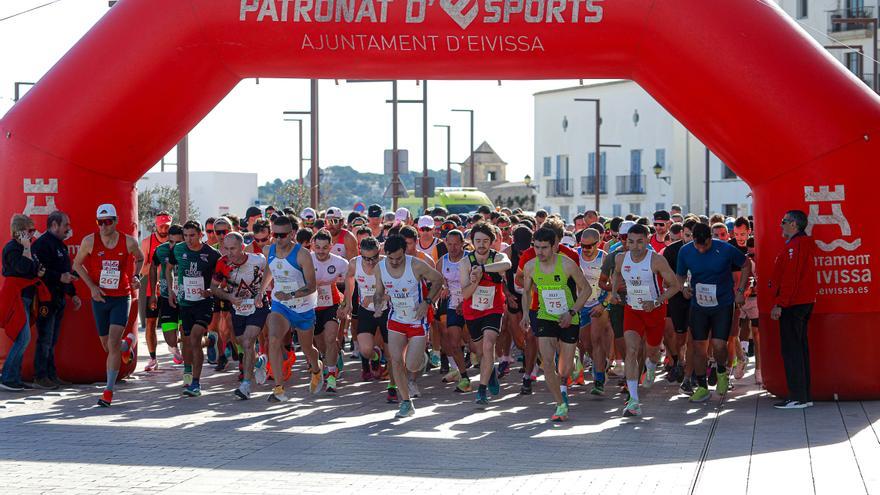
left=528, top=310, right=539, bottom=336
left=145, top=299, right=160, bottom=319
left=270, top=301, right=316, bottom=331
left=623, top=305, right=666, bottom=347
left=506, top=292, right=523, bottom=314
left=388, top=317, right=429, bottom=339
left=158, top=296, right=179, bottom=332
left=92, top=296, right=131, bottom=337
left=231, top=306, right=270, bottom=337
left=466, top=313, right=502, bottom=342
left=579, top=303, right=601, bottom=327
left=213, top=299, right=231, bottom=314
left=314, top=305, right=339, bottom=336
left=356, top=306, right=389, bottom=342
left=690, top=304, right=735, bottom=342
left=740, top=297, right=758, bottom=321
left=445, top=303, right=465, bottom=328
left=179, top=299, right=214, bottom=336
left=608, top=303, right=625, bottom=339
left=667, top=298, right=690, bottom=334
left=534, top=318, right=578, bottom=344
left=351, top=285, right=361, bottom=315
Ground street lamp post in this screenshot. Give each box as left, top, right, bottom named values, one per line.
left=282, top=80, right=320, bottom=208
left=573, top=98, right=601, bottom=211
left=281, top=116, right=309, bottom=186
left=433, top=124, right=452, bottom=186
left=387, top=81, right=430, bottom=211
left=13, top=82, right=36, bottom=102
left=452, top=109, right=474, bottom=188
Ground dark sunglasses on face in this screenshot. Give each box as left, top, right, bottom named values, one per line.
left=96, top=218, right=116, bottom=226
left=303, top=219, right=315, bottom=225
left=363, top=255, right=379, bottom=263
left=419, top=227, right=433, bottom=232
left=273, top=231, right=291, bottom=239
left=206, top=229, right=214, bottom=234
left=581, top=242, right=598, bottom=249
left=781, top=218, right=793, bottom=226
left=327, top=218, right=343, bottom=225
left=653, top=222, right=665, bottom=227
left=215, top=229, right=229, bottom=237
left=254, top=236, right=270, bottom=243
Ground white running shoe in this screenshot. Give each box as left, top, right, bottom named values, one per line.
left=254, top=355, right=268, bottom=385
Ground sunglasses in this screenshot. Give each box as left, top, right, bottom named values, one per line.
left=273, top=231, right=291, bottom=239
left=215, top=229, right=229, bottom=237
left=500, top=226, right=511, bottom=232
left=96, top=218, right=116, bottom=226
left=206, top=229, right=214, bottom=234
left=419, top=227, right=433, bottom=232
left=781, top=218, right=793, bottom=226
left=653, top=222, right=666, bottom=227
left=363, top=255, right=379, bottom=263
left=581, top=242, right=598, bottom=248
left=327, top=218, right=343, bottom=225
left=254, top=236, right=270, bottom=243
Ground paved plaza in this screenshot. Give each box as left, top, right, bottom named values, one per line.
left=1, top=334, right=878, bottom=495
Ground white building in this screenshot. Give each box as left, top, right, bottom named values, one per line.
left=534, top=81, right=751, bottom=220
left=137, top=171, right=259, bottom=224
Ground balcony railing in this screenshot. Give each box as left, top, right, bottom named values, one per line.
left=581, top=175, right=608, bottom=195
left=616, top=174, right=646, bottom=195
left=546, top=178, right=574, bottom=197
left=829, top=6, right=875, bottom=33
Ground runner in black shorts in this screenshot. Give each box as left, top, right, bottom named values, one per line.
left=310, top=231, right=349, bottom=394
left=436, top=230, right=471, bottom=393
left=662, top=218, right=695, bottom=385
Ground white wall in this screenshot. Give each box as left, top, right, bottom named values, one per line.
left=137, top=171, right=259, bottom=226
left=534, top=81, right=752, bottom=220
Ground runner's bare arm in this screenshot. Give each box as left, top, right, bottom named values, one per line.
left=128, top=235, right=145, bottom=287
left=460, top=255, right=478, bottom=300
left=372, top=268, right=385, bottom=317
left=519, top=260, right=535, bottom=329
left=72, top=235, right=101, bottom=295
left=339, top=260, right=357, bottom=318
left=297, top=248, right=317, bottom=297
left=483, top=251, right=511, bottom=273
left=653, top=255, right=681, bottom=303
left=165, top=256, right=178, bottom=307
left=260, top=262, right=274, bottom=301
left=414, top=257, right=444, bottom=302
left=609, top=252, right=625, bottom=303
left=148, top=259, right=159, bottom=303
left=345, top=231, right=358, bottom=261
left=564, top=256, right=593, bottom=312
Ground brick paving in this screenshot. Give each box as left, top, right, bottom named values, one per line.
left=1, top=335, right=878, bottom=494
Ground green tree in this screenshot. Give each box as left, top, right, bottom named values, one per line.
left=137, top=185, right=199, bottom=232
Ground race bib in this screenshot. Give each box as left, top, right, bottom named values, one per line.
left=541, top=289, right=569, bottom=316
left=317, top=285, right=333, bottom=307
left=360, top=284, right=377, bottom=311
left=393, top=296, right=417, bottom=321
left=234, top=298, right=256, bottom=316
left=99, top=260, right=121, bottom=290
left=183, top=276, right=204, bottom=302
left=627, top=285, right=652, bottom=311
left=695, top=283, right=719, bottom=308
left=471, top=285, right=495, bottom=311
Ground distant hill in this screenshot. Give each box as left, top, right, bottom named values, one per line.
left=258, top=165, right=461, bottom=210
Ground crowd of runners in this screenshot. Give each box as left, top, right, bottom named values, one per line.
left=3, top=202, right=768, bottom=420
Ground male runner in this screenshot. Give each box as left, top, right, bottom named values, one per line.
left=677, top=222, right=749, bottom=402
left=261, top=215, right=320, bottom=402
left=148, top=224, right=184, bottom=366
left=140, top=211, right=172, bottom=371
left=372, top=235, right=444, bottom=418
left=521, top=227, right=592, bottom=422
left=436, top=230, right=472, bottom=393
left=663, top=218, right=696, bottom=390
left=610, top=223, right=681, bottom=417
left=577, top=228, right=612, bottom=395
left=325, top=207, right=358, bottom=260
left=310, top=230, right=349, bottom=393
left=210, top=232, right=270, bottom=400
left=167, top=220, right=221, bottom=397
left=460, top=222, right=511, bottom=406
left=73, top=204, right=144, bottom=407
left=367, top=205, right=384, bottom=239
left=649, top=210, right=671, bottom=253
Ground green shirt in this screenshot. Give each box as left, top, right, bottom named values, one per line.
left=152, top=242, right=175, bottom=298
left=169, top=243, right=221, bottom=307
left=533, top=253, right=579, bottom=325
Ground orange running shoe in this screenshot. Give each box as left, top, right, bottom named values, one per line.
left=97, top=390, right=113, bottom=407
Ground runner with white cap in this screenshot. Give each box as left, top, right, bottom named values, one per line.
left=301, top=208, right=317, bottom=232
left=394, top=207, right=412, bottom=227
left=325, top=207, right=358, bottom=261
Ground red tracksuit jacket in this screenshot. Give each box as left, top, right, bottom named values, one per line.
left=767, top=232, right=817, bottom=308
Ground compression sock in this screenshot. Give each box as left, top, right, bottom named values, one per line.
left=627, top=379, right=639, bottom=402
left=149, top=352, right=156, bottom=359
left=105, top=370, right=118, bottom=391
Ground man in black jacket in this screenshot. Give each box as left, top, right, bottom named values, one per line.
left=31, top=211, right=81, bottom=389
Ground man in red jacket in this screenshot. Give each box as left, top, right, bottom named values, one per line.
left=768, top=209, right=817, bottom=410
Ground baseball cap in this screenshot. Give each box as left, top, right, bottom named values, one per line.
left=326, top=207, right=343, bottom=219
left=368, top=204, right=383, bottom=218
left=96, top=204, right=117, bottom=219
left=439, top=220, right=457, bottom=238
left=653, top=210, right=671, bottom=221
left=301, top=207, right=317, bottom=220
left=561, top=234, right=577, bottom=247
left=619, top=220, right=636, bottom=235
left=395, top=207, right=410, bottom=223
left=417, top=215, right=434, bottom=229
left=383, top=212, right=396, bottom=224
left=245, top=206, right=262, bottom=219
left=512, top=225, right=533, bottom=252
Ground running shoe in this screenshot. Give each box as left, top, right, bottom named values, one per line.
left=408, top=380, right=421, bottom=399
left=144, top=358, right=159, bottom=372
left=254, top=355, right=268, bottom=385
left=235, top=381, right=252, bottom=400
left=183, top=372, right=193, bottom=387
left=571, top=358, right=583, bottom=383
left=326, top=371, right=338, bottom=393
left=183, top=383, right=201, bottom=397
left=268, top=385, right=288, bottom=402
left=644, top=365, right=656, bottom=388
left=469, top=352, right=480, bottom=368
left=395, top=400, right=415, bottom=418
left=386, top=386, right=399, bottom=403
left=520, top=378, right=533, bottom=395
left=337, top=353, right=345, bottom=372
left=455, top=377, right=472, bottom=393
left=439, top=354, right=450, bottom=375
left=430, top=351, right=441, bottom=369
left=575, top=369, right=586, bottom=386
left=590, top=381, right=605, bottom=396
left=689, top=386, right=711, bottom=403
left=214, top=354, right=228, bottom=372
left=442, top=369, right=461, bottom=383
left=622, top=398, right=641, bottom=417
left=708, top=364, right=718, bottom=387
left=97, top=390, right=113, bottom=407
left=774, top=399, right=808, bottom=409
left=488, top=366, right=500, bottom=396
left=551, top=403, right=569, bottom=422
left=673, top=363, right=685, bottom=383
left=679, top=378, right=695, bottom=395
left=562, top=390, right=569, bottom=407
left=716, top=371, right=730, bottom=396
left=206, top=332, right=219, bottom=364
left=497, top=360, right=511, bottom=378
left=475, top=388, right=489, bottom=406
left=361, top=370, right=373, bottom=382
left=282, top=350, right=296, bottom=382
left=171, top=346, right=183, bottom=365
left=734, top=358, right=747, bottom=380
left=309, top=367, right=324, bottom=395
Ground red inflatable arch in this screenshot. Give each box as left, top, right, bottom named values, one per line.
left=1, top=0, right=878, bottom=397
